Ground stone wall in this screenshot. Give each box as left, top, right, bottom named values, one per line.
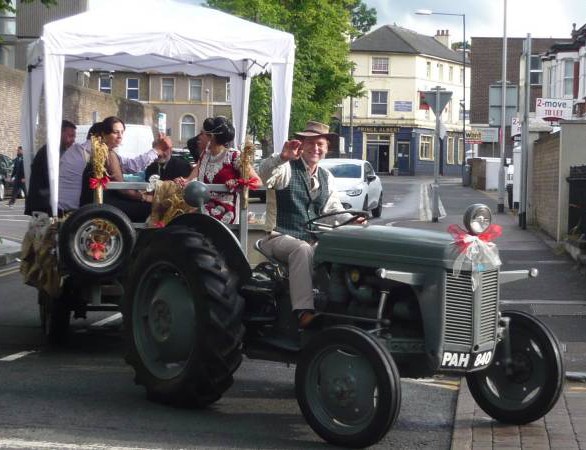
left=0, top=65, right=26, bottom=158
left=532, top=132, right=560, bottom=239
left=0, top=64, right=160, bottom=159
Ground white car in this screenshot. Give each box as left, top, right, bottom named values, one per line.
left=320, top=158, right=384, bottom=218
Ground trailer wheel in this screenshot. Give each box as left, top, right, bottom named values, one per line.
left=38, top=289, right=70, bottom=344
left=295, top=325, right=401, bottom=448
left=59, top=204, right=135, bottom=279
left=466, top=310, right=564, bottom=424
left=124, top=225, right=244, bottom=408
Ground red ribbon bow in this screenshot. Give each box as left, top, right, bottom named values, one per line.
left=447, top=223, right=503, bottom=253
left=153, top=221, right=166, bottom=228
left=89, top=242, right=106, bottom=260
left=236, top=176, right=261, bottom=190
left=89, top=176, right=110, bottom=190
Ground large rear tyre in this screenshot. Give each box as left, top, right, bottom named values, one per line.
left=466, top=310, right=564, bottom=424
left=38, top=289, right=71, bottom=344
left=124, top=225, right=245, bottom=408
left=295, top=326, right=401, bottom=448
left=59, top=204, right=135, bottom=279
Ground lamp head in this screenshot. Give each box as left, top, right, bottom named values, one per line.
left=415, top=9, right=432, bottom=15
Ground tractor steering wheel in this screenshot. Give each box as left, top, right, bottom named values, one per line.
left=305, top=210, right=369, bottom=233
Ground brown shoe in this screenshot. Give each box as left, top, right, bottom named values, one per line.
left=298, top=310, right=316, bottom=329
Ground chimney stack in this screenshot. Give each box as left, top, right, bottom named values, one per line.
left=434, top=29, right=451, bottom=48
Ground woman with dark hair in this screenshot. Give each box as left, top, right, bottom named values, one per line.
left=80, top=116, right=171, bottom=221
left=179, top=116, right=260, bottom=224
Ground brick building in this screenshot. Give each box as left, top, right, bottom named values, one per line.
left=469, top=35, right=570, bottom=159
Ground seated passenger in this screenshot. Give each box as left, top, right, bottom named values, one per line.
left=178, top=116, right=260, bottom=224
left=25, top=120, right=77, bottom=216
left=144, top=143, right=191, bottom=182
left=79, top=116, right=171, bottom=222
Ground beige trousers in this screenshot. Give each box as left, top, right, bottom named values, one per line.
left=259, top=233, right=315, bottom=311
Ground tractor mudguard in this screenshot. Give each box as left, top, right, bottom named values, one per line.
left=164, top=213, right=252, bottom=283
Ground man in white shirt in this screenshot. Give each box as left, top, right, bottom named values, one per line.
left=258, top=121, right=364, bottom=328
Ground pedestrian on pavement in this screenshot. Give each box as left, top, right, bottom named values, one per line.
left=257, top=120, right=366, bottom=328
left=8, top=146, right=26, bottom=207
left=25, top=120, right=77, bottom=216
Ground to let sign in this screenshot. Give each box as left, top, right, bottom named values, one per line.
left=535, top=98, right=573, bottom=121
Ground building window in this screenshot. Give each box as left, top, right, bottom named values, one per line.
left=458, top=138, right=464, bottom=164
left=226, top=79, right=231, bottom=102
left=426, top=61, right=431, bottom=78
left=449, top=66, right=453, bottom=81
left=370, top=90, right=388, bottom=115
left=190, top=78, right=202, bottom=101
left=447, top=137, right=455, bottom=164
left=99, top=74, right=111, bottom=94
left=438, top=63, right=444, bottom=80
left=563, top=59, right=574, bottom=97
left=181, top=114, right=197, bottom=141
left=530, top=55, right=543, bottom=85
left=126, top=78, right=139, bottom=100
left=161, top=77, right=175, bottom=102
left=419, top=135, right=433, bottom=160
left=371, top=57, right=389, bottom=74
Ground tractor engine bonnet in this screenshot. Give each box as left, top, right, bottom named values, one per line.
left=314, top=225, right=497, bottom=271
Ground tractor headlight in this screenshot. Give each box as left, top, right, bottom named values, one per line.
left=344, top=187, right=363, bottom=197
left=463, top=204, right=492, bottom=235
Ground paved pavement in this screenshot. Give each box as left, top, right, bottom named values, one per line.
left=1, top=179, right=585, bottom=449
left=390, top=178, right=586, bottom=450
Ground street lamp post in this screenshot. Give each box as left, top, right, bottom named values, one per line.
left=497, top=0, right=508, bottom=213
left=415, top=9, right=467, bottom=171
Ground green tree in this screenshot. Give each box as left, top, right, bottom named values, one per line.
left=0, top=0, right=56, bottom=13
left=350, top=0, right=376, bottom=39
left=206, top=0, right=369, bottom=146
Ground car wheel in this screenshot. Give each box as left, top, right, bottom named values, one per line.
left=372, top=193, right=383, bottom=218
left=295, top=325, right=401, bottom=448
left=361, top=195, right=369, bottom=212
left=466, top=310, right=564, bottom=424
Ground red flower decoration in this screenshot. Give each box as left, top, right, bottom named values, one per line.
left=89, top=176, right=110, bottom=190
left=237, top=176, right=261, bottom=190
left=89, top=242, right=106, bottom=260
left=447, top=223, right=503, bottom=254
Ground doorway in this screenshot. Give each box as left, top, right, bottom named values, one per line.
left=366, top=134, right=392, bottom=173
left=397, top=141, right=410, bottom=175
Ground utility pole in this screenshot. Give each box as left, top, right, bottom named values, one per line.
left=497, top=0, right=508, bottom=213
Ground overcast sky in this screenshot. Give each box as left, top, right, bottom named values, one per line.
left=181, top=0, right=585, bottom=41
left=368, top=0, right=586, bottom=41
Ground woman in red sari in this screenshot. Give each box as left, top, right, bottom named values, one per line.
left=180, top=116, right=260, bottom=224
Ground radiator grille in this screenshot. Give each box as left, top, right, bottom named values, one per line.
left=444, top=269, right=498, bottom=346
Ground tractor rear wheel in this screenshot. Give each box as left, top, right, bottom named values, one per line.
left=124, top=225, right=245, bottom=407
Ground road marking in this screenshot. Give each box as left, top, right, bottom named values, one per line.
left=0, top=350, right=36, bottom=362
left=0, top=438, right=154, bottom=449
left=404, top=377, right=460, bottom=391
left=91, top=313, right=122, bottom=327
left=0, top=266, right=19, bottom=277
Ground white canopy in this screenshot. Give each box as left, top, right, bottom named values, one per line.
left=20, top=0, right=295, bottom=216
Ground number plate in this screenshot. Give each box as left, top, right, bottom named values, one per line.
left=440, top=350, right=493, bottom=369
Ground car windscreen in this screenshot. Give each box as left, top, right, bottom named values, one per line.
left=323, top=164, right=361, bottom=178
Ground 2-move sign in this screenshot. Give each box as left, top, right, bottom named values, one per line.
left=535, top=98, right=573, bottom=121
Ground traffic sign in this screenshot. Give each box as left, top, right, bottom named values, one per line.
left=421, top=89, right=452, bottom=115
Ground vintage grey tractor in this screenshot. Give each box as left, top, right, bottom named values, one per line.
left=26, top=182, right=564, bottom=449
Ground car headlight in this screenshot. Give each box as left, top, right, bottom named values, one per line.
left=343, top=188, right=363, bottom=197
left=463, top=204, right=492, bottom=235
